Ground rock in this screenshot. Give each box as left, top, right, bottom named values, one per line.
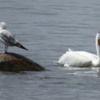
left=0, top=53, right=45, bottom=72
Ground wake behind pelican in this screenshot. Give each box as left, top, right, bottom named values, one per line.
left=0, top=22, right=28, bottom=53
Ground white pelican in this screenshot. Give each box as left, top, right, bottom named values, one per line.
left=0, top=22, right=28, bottom=53
left=56, top=33, right=100, bottom=67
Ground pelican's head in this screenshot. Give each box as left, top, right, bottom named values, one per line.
left=96, top=32, right=100, bottom=46
left=0, top=22, right=7, bottom=29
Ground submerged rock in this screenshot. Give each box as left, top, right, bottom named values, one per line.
left=0, top=53, right=45, bottom=72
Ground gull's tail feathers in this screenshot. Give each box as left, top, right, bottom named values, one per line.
left=15, top=41, right=28, bottom=51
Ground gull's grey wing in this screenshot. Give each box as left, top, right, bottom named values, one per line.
left=0, top=30, right=16, bottom=46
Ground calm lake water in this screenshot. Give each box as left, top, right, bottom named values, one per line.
left=0, top=0, right=100, bottom=100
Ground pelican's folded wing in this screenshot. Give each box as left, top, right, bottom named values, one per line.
left=57, top=51, right=92, bottom=67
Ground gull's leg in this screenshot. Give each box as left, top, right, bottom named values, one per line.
left=97, top=68, right=100, bottom=76
left=4, top=45, right=8, bottom=53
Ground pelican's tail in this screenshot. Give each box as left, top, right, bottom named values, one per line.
left=53, top=61, right=64, bottom=66
left=15, top=42, right=28, bottom=51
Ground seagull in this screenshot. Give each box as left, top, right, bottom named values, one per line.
left=0, top=22, right=28, bottom=53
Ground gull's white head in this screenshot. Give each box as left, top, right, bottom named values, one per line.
left=0, top=22, right=7, bottom=29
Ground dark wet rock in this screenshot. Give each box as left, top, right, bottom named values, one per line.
left=0, top=53, right=45, bottom=72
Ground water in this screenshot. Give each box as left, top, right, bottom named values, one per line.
left=0, top=0, right=100, bottom=100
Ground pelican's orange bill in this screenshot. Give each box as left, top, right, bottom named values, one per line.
left=98, top=39, right=100, bottom=45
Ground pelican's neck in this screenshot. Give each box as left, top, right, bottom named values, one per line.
left=96, top=45, right=100, bottom=61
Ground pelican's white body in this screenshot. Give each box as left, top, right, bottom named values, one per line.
left=57, top=49, right=100, bottom=67
left=57, top=33, right=100, bottom=67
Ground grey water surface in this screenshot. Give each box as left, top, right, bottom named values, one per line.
left=0, top=0, right=100, bottom=100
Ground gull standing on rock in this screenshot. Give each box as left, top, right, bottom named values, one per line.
left=0, top=22, right=28, bottom=53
